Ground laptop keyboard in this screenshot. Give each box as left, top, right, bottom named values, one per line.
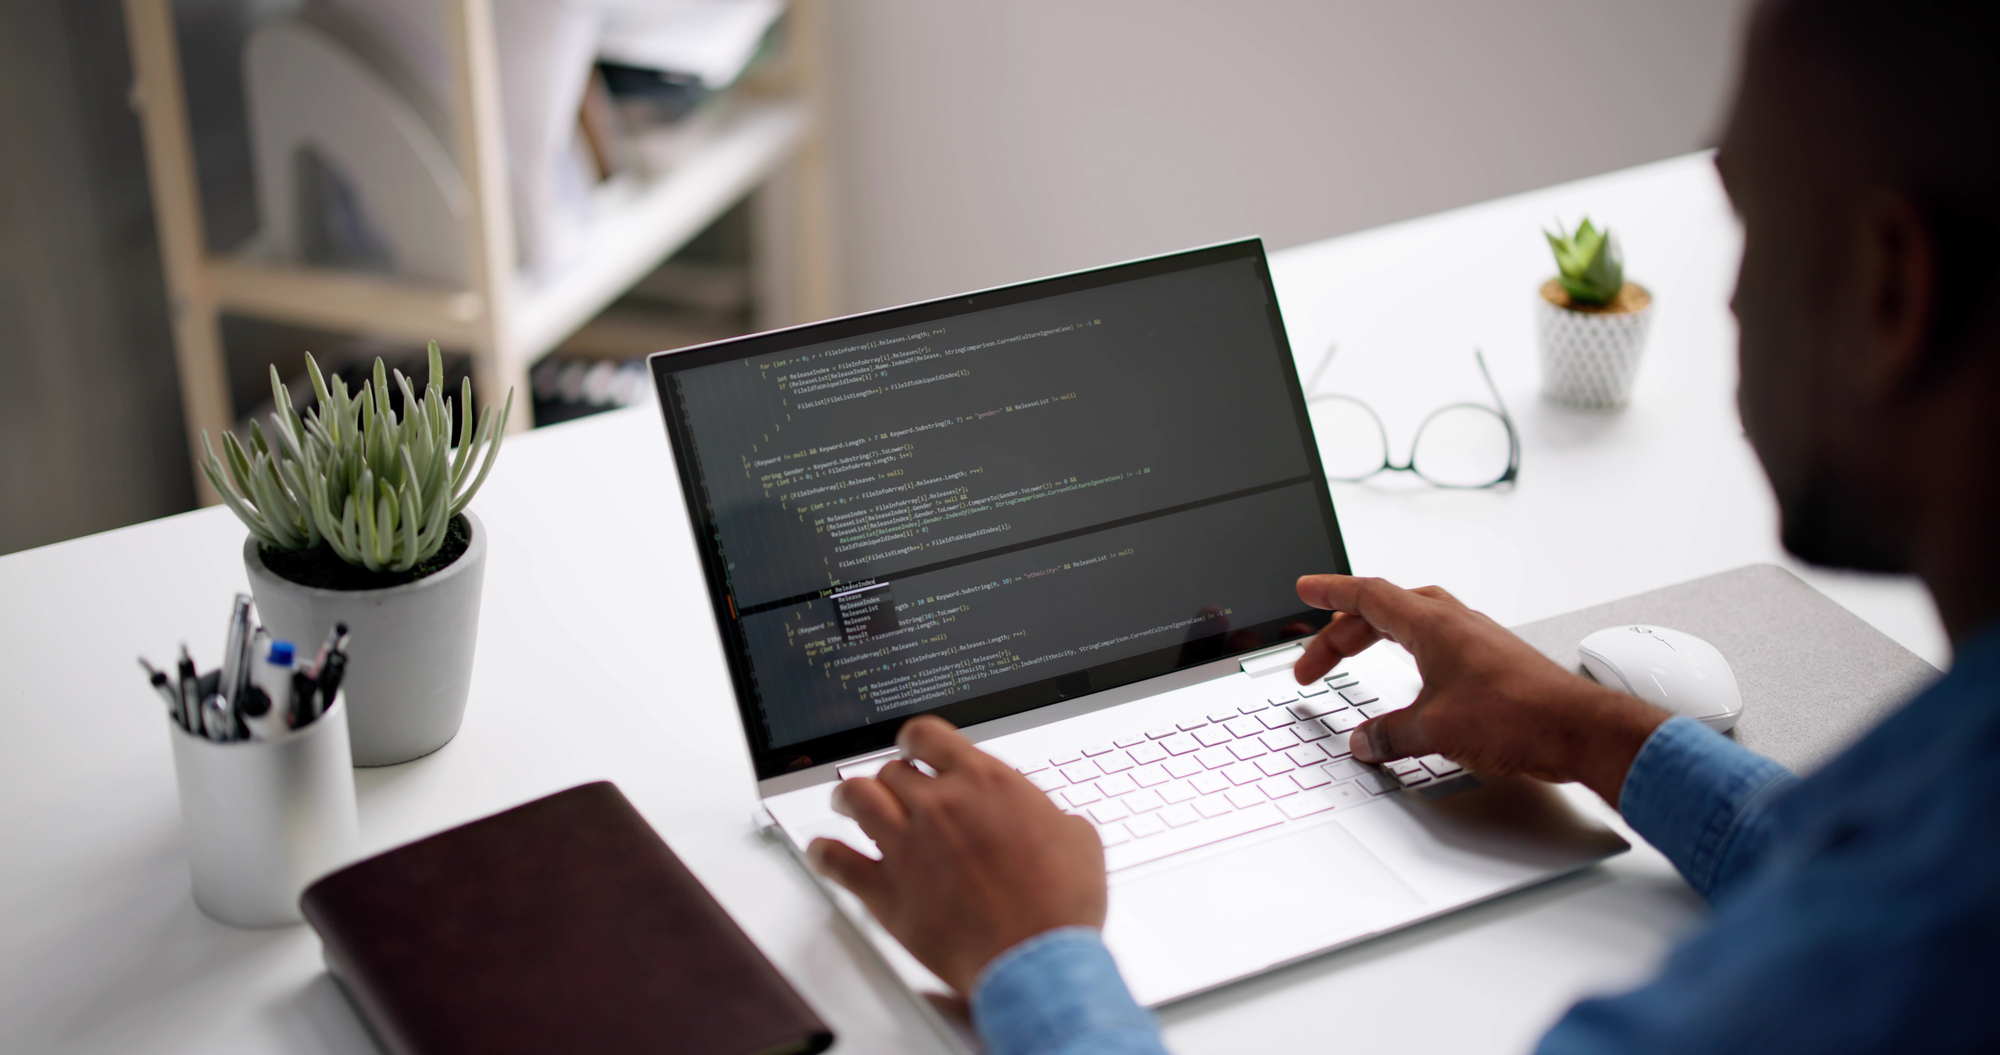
left=1013, top=668, right=1467, bottom=872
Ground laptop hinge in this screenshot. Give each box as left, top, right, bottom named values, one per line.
left=1239, top=643, right=1306, bottom=676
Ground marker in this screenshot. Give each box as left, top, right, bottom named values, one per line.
left=313, top=649, right=347, bottom=723
left=306, top=622, right=347, bottom=679
left=219, top=594, right=253, bottom=708
left=139, top=658, right=184, bottom=728
left=246, top=641, right=296, bottom=739
left=238, top=686, right=285, bottom=741
left=177, top=647, right=200, bottom=733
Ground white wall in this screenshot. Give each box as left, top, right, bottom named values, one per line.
left=823, top=0, right=1754, bottom=314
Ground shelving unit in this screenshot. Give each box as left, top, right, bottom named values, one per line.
left=123, top=0, right=833, bottom=504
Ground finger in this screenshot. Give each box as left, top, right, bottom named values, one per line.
left=832, top=776, right=910, bottom=845
left=896, top=714, right=983, bottom=773
left=1295, top=611, right=1380, bottom=683
left=874, top=759, right=938, bottom=809
left=1350, top=705, right=1435, bottom=763
left=1296, top=575, right=1436, bottom=647
left=1410, top=584, right=1462, bottom=607
left=807, top=837, right=893, bottom=915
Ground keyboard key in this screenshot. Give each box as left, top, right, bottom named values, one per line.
left=1206, top=708, right=1239, bottom=723
left=1255, top=755, right=1294, bottom=778
left=1096, top=773, right=1139, bottom=797
left=1083, top=742, right=1117, bottom=757
left=1194, top=746, right=1234, bottom=769
left=1060, top=761, right=1102, bottom=783
left=1060, top=785, right=1102, bottom=808
left=1125, top=812, right=1168, bottom=839
left=1257, top=710, right=1298, bottom=730
left=1258, top=728, right=1301, bottom=751
left=1286, top=744, right=1330, bottom=767
left=1128, top=741, right=1168, bottom=765
left=1161, top=733, right=1202, bottom=756
left=1193, top=794, right=1235, bottom=818
left=1222, top=716, right=1263, bottom=738
left=1121, top=788, right=1166, bottom=813
left=1324, top=758, right=1367, bottom=781
left=1027, top=770, right=1067, bottom=792
left=1226, top=740, right=1268, bottom=761
left=1048, top=749, right=1082, bottom=766
left=1278, top=782, right=1367, bottom=819
left=1420, top=754, right=1464, bottom=777
left=1291, top=717, right=1332, bottom=742
left=1237, top=701, right=1269, bottom=715
left=1259, top=777, right=1300, bottom=799
left=1097, top=753, right=1135, bottom=774
left=1099, top=823, right=1133, bottom=847
left=1190, top=771, right=1229, bottom=795
left=1089, top=800, right=1130, bottom=824
left=1358, top=702, right=1396, bottom=719
left=1177, top=717, right=1209, bottom=731
left=1339, top=687, right=1379, bottom=707
left=1159, top=780, right=1197, bottom=804
left=1356, top=771, right=1399, bottom=795
left=1267, top=689, right=1301, bottom=706
left=1291, top=766, right=1333, bottom=790
left=1130, top=763, right=1171, bottom=788
left=1222, top=762, right=1264, bottom=785
left=1113, top=734, right=1146, bottom=749
left=1397, top=770, right=1434, bottom=786
left=1327, top=710, right=1365, bottom=732
left=1298, top=681, right=1332, bottom=697
left=1225, top=786, right=1266, bottom=809
left=1194, top=726, right=1234, bottom=748
left=1018, top=759, right=1050, bottom=775
left=1386, top=759, right=1425, bottom=777
left=1162, top=756, right=1202, bottom=779
left=1146, top=726, right=1177, bottom=740
left=1161, top=803, right=1201, bottom=828
left=1105, top=803, right=1284, bottom=872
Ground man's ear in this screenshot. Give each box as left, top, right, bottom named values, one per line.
left=1854, top=190, right=1938, bottom=398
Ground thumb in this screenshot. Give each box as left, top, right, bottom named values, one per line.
left=1350, top=706, right=1433, bottom=763
left=807, top=838, right=894, bottom=918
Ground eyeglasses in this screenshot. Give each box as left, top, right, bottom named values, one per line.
left=1303, top=345, right=1520, bottom=489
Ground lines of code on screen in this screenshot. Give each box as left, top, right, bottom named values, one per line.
left=671, top=258, right=1337, bottom=751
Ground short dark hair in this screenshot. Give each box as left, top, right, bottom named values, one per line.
left=1758, top=0, right=2000, bottom=360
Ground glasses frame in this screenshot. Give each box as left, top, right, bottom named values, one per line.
left=1303, top=345, right=1521, bottom=489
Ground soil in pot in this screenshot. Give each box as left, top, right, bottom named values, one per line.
left=259, top=514, right=472, bottom=591
left=1540, top=279, right=1651, bottom=315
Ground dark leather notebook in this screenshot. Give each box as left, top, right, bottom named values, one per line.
left=301, top=782, right=833, bottom=1055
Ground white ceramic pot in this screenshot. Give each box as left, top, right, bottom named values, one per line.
left=245, top=510, right=487, bottom=766
left=1536, top=281, right=1654, bottom=409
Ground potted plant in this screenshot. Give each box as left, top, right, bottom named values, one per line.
left=202, top=343, right=512, bottom=766
left=1537, top=217, right=1653, bottom=408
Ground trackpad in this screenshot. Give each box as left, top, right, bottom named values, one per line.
left=1103, top=819, right=1424, bottom=1006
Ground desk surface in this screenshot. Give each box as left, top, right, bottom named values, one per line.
left=0, top=152, right=1947, bottom=1054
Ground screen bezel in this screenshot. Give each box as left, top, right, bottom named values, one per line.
left=648, top=238, right=1352, bottom=779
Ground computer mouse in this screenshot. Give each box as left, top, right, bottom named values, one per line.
left=1577, top=624, right=1743, bottom=731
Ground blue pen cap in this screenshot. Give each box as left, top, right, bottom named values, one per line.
left=268, top=640, right=296, bottom=666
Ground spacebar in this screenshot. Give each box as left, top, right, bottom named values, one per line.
left=1104, top=803, right=1285, bottom=872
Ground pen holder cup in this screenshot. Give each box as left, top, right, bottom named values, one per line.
left=167, top=693, right=361, bottom=927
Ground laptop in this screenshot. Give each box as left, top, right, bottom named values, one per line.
left=646, top=239, right=1629, bottom=1018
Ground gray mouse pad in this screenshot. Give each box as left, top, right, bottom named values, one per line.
left=1509, top=564, right=1940, bottom=774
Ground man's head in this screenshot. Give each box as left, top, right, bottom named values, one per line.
left=1720, top=0, right=2000, bottom=577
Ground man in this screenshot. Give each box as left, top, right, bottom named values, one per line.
left=807, top=0, right=2000, bottom=1050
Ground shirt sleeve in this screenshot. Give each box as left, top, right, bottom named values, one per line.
left=1616, top=715, right=1798, bottom=902
left=971, top=927, right=1171, bottom=1055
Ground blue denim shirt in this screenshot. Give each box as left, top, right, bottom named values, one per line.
left=970, top=627, right=2000, bottom=1055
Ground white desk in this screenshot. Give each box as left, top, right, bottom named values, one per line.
left=0, top=152, right=1945, bottom=1054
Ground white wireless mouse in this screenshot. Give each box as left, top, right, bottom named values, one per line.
left=1577, top=624, right=1744, bottom=731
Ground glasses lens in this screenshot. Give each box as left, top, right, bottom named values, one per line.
left=1411, top=405, right=1512, bottom=487
left=1307, top=397, right=1388, bottom=480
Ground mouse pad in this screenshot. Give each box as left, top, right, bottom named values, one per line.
left=1510, top=564, right=1939, bottom=774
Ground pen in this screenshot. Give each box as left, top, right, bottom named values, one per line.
left=220, top=594, right=253, bottom=709
left=177, top=647, right=200, bottom=733
left=306, top=622, right=347, bottom=679
left=313, top=648, right=347, bottom=723
left=200, top=693, right=231, bottom=741
left=139, top=658, right=183, bottom=728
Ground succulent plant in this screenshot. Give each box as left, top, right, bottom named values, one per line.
left=201, top=342, right=512, bottom=573
left=1545, top=217, right=1625, bottom=306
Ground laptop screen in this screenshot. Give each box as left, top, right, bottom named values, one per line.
left=650, top=240, right=1350, bottom=778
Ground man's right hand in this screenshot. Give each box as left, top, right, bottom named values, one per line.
left=1293, top=575, right=1671, bottom=807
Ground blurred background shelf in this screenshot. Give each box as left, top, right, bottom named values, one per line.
left=122, top=0, right=832, bottom=504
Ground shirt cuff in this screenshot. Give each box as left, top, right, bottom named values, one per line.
left=971, top=927, right=1166, bottom=1055
left=1618, top=715, right=1796, bottom=901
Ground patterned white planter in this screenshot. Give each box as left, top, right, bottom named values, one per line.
left=1537, top=281, right=1653, bottom=408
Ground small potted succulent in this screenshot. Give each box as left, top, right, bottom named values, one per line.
left=203, top=343, right=511, bottom=766
left=1537, top=217, right=1653, bottom=408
